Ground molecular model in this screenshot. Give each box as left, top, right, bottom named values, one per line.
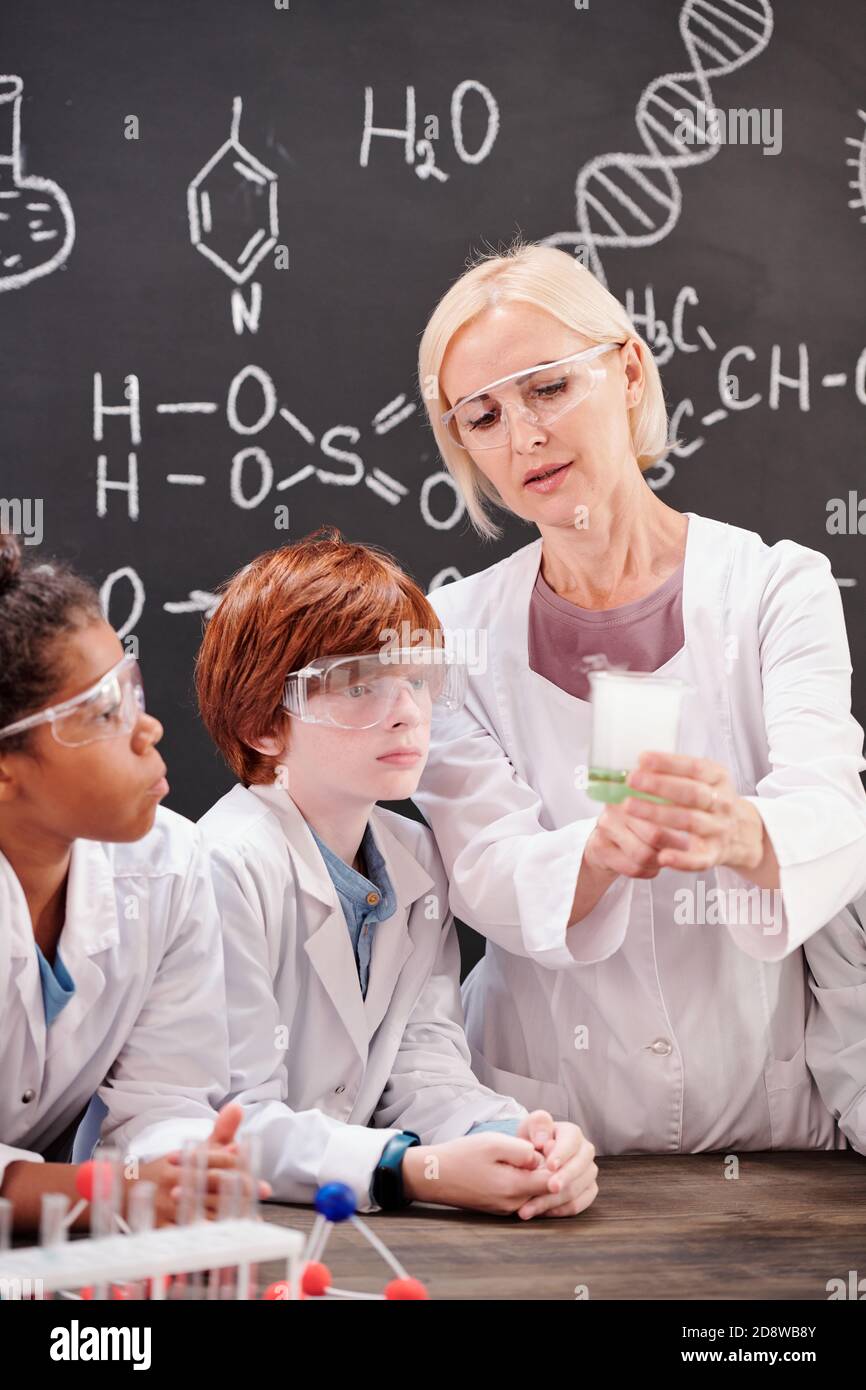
left=264, top=1182, right=428, bottom=1302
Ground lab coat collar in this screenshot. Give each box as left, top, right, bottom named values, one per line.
left=247, top=781, right=435, bottom=912
left=488, top=510, right=729, bottom=685
left=248, top=783, right=434, bottom=1055
left=1, top=836, right=120, bottom=1067
left=2, top=836, right=120, bottom=960
left=358, top=814, right=433, bottom=1040
left=228, top=790, right=367, bottom=1058
left=247, top=782, right=341, bottom=909
left=365, top=812, right=436, bottom=911
left=48, top=840, right=120, bottom=1062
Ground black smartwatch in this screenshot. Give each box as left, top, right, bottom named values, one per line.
left=371, top=1131, right=421, bottom=1210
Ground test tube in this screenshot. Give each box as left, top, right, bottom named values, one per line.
left=89, top=1147, right=123, bottom=1237
left=0, top=1198, right=12, bottom=1302
left=234, top=1133, right=263, bottom=1299
left=173, top=1141, right=207, bottom=1300
left=40, top=1192, right=69, bottom=1247
left=89, top=1147, right=124, bottom=1301
left=176, top=1140, right=207, bottom=1226
left=0, top=1197, right=12, bottom=1251
left=124, top=1181, right=156, bottom=1301
left=127, top=1181, right=156, bottom=1234
left=38, top=1192, right=69, bottom=1302
left=209, top=1169, right=243, bottom=1300
left=236, top=1133, right=263, bottom=1218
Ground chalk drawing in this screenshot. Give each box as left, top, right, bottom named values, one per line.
left=543, top=0, right=774, bottom=284
left=845, top=109, right=866, bottom=224
left=0, top=75, right=75, bottom=292
left=188, top=96, right=279, bottom=285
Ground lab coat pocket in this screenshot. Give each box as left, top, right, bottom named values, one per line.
left=807, top=979, right=866, bottom=1041
left=804, top=980, right=866, bottom=1131
left=472, top=1047, right=570, bottom=1120
left=763, top=1040, right=814, bottom=1149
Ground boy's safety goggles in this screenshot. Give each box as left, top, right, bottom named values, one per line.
left=441, top=341, right=623, bottom=451
left=282, top=647, right=467, bottom=729
left=0, top=654, right=146, bottom=747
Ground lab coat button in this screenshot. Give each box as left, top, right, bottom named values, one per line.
left=335, top=1084, right=346, bottom=1094
left=648, top=1038, right=673, bottom=1056
left=21, top=1089, right=35, bottom=1103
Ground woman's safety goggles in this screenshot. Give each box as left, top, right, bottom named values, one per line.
left=441, top=342, right=623, bottom=451
left=282, top=648, right=467, bottom=730
left=0, top=654, right=146, bottom=747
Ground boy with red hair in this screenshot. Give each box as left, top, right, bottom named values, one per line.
left=197, top=528, right=598, bottom=1218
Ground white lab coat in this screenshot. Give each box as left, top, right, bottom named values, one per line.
left=804, top=886, right=866, bottom=1154
left=198, top=782, right=525, bottom=1210
left=0, top=808, right=230, bottom=1188
left=413, top=510, right=866, bottom=1154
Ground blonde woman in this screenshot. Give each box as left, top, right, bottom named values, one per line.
left=412, top=242, right=866, bottom=1155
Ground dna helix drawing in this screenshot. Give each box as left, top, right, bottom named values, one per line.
left=544, top=0, right=774, bottom=285
left=845, top=109, right=866, bottom=226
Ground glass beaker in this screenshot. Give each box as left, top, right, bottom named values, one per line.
left=586, top=669, right=688, bottom=804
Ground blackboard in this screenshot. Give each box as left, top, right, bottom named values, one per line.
left=2, top=0, right=865, bottom=971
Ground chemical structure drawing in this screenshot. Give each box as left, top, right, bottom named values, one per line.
left=187, top=96, right=280, bottom=333
left=845, top=108, right=866, bottom=225
left=90, top=364, right=468, bottom=537
left=0, top=75, right=76, bottom=292
left=542, top=0, right=774, bottom=285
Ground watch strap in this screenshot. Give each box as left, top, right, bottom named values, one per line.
left=371, top=1130, right=421, bottom=1210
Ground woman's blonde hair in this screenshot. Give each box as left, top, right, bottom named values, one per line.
left=417, top=240, right=671, bottom=539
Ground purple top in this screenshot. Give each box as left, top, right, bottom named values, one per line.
left=528, top=558, right=685, bottom=702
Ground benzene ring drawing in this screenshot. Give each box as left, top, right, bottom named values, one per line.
left=187, top=96, right=279, bottom=285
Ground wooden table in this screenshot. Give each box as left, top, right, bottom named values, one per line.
left=259, top=1151, right=866, bottom=1301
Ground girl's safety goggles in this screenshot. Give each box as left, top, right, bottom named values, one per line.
left=441, top=341, right=623, bottom=451
left=282, top=647, right=467, bottom=729
left=0, top=654, right=146, bottom=747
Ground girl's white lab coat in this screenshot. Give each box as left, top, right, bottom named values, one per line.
left=0, top=808, right=230, bottom=1188
left=198, top=782, right=525, bottom=1210
left=412, top=510, right=866, bottom=1154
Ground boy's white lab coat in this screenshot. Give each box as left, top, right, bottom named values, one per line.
left=198, top=783, right=525, bottom=1210
left=413, top=511, right=866, bottom=1154
left=0, top=808, right=230, bottom=1188
left=804, top=887, right=866, bottom=1154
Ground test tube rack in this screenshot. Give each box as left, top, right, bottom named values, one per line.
left=0, top=1217, right=304, bottom=1299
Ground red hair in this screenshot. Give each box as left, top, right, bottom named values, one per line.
left=195, top=527, right=443, bottom=785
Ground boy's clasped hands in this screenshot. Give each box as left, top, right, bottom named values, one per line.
left=402, top=1112, right=598, bottom=1220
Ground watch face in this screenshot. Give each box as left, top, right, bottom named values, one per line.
left=377, top=1158, right=404, bottom=1209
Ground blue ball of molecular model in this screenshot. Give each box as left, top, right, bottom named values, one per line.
left=314, top=1183, right=357, bottom=1223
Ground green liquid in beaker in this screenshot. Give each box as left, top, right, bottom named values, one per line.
left=586, top=768, right=671, bottom=805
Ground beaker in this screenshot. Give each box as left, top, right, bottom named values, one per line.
left=586, top=669, right=688, bottom=804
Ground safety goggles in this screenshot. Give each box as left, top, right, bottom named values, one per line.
left=441, top=342, right=622, bottom=451
left=0, top=654, right=146, bottom=747
left=282, top=647, right=467, bottom=729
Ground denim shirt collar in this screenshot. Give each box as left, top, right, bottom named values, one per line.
left=308, top=821, right=397, bottom=923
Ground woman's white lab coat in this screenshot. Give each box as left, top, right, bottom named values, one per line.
left=412, top=510, right=866, bottom=1154
left=198, top=782, right=525, bottom=1210
left=804, top=886, right=866, bottom=1154
left=0, top=808, right=230, bottom=1188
